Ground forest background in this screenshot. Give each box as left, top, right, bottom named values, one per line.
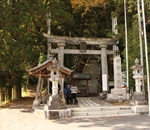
left=0, top=0, right=150, bottom=104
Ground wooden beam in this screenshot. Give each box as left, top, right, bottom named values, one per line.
left=51, top=49, right=114, bottom=55
left=35, top=77, right=42, bottom=100
left=43, top=33, right=118, bottom=45
left=39, top=78, right=44, bottom=99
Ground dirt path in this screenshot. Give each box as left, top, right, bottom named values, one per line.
left=0, top=86, right=36, bottom=110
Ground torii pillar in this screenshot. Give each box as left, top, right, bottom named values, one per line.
left=57, top=42, right=65, bottom=66
left=57, top=42, right=65, bottom=102
left=100, top=43, right=108, bottom=93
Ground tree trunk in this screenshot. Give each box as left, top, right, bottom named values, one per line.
left=16, top=86, right=22, bottom=99
left=0, top=88, right=2, bottom=105
left=1, top=89, right=5, bottom=102
left=7, top=86, right=12, bottom=100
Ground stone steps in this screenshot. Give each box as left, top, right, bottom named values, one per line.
left=82, top=59, right=100, bottom=94
left=33, top=104, right=150, bottom=119
left=77, top=97, right=113, bottom=107
left=71, top=113, right=137, bottom=119
left=32, top=97, right=149, bottom=119
left=70, top=106, right=137, bottom=119
left=33, top=105, right=137, bottom=119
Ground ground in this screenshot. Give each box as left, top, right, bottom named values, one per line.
left=0, top=85, right=131, bottom=111
left=0, top=86, right=36, bottom=110
left=0, top=87, right=150, bottom=130
left=0, top=97, right=34, bottom=110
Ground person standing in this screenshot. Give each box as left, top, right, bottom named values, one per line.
left=70, top=82, right=78, bottom=104
left=66, top=85, right=72, bottom=104
left=63, top=86, right=67, bottom=105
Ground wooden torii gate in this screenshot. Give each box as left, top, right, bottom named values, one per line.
left=43, top=33, right=118, bottom=93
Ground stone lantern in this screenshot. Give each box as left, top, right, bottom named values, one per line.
left=45, top=58, right=66, bottom=110
left=47, top=59, right=60, bottom=96
left=130, top=58, right=147, bottom=105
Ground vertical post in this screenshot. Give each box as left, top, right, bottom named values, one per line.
left=57, top=42, right=65, bottom=66
left=61, top=78, right=65, bottom=102
left=124, top=0, right=130, bottom=100
left=0, top=88, right=1, bottom=106
left=47, top=12, right=51, bottom=36
left=137, top=0, right=145, bottom=94
left=100, top=43, right=108, bottom=92
left=39, top=78, right=44, bottom=100
left=57, top=42, right=65, bottom=101
left=35, top=77, right=42, bottom=100
left=87, top=80, right=89, bottom=95
left=32, top=76, right=42, bottom=108
left=141, top=0, right=150, bottom=116
left=47, top=12, right=51, bottom=95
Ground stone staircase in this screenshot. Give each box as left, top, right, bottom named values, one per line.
left=82, top=59, right=100, bottom=94
left=33, top=105, right=137, bottom=119
left=33, top=97, right=141, bottom=119
left=70, top=106, right=137, bottom=119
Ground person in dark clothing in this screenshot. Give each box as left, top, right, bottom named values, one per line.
left=66, top=85, right=72, bottom=104
left=58, top=84, right=61, bottom=93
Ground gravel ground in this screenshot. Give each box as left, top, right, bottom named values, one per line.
left=1, top=107, right=150, bottom=130
left=0, top=89, right=150, bottom=130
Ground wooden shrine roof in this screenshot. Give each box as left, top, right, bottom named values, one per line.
left=29, top=58, right=73, bottom=78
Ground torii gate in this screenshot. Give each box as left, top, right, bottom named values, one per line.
left=43, top=33, right=117, bottom=92
left=43, top=33, right=127, bottom=101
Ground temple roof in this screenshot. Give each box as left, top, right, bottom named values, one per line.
left=29, top=58, right=73, bottom=78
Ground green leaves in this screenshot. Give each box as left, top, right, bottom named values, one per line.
left=0, top=0, right=149, bottom=92
left=0, top=1, right=47, bottom=89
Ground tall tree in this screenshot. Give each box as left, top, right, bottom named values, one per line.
left=0, top=0, right=48, bottom=99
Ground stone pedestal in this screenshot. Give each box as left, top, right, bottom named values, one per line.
left=107, top=88, right=126, bottom=102
left=107, top=52, right=126, bottom=102
left=46, top=94, right=66, bottom=110
left=44, top=108, right=71, bottom=120
left=44, top=94, right=66, bottom=119
left=130, top=92, right=147, bottom=105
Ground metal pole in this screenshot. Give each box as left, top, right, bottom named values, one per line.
left=141, top=0, right=150, bottom=116
left=124, top=0, right=129, bottom=100
left=47, top=12, right=51, bottom=94
left=137, top=0, right=145, bottom=94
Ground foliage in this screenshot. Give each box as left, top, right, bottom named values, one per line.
left=70, top=0, right=108, bottom=15
left=0, top=0, right=150, bottom=99
left=0, top=0, right=48, bottom=97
